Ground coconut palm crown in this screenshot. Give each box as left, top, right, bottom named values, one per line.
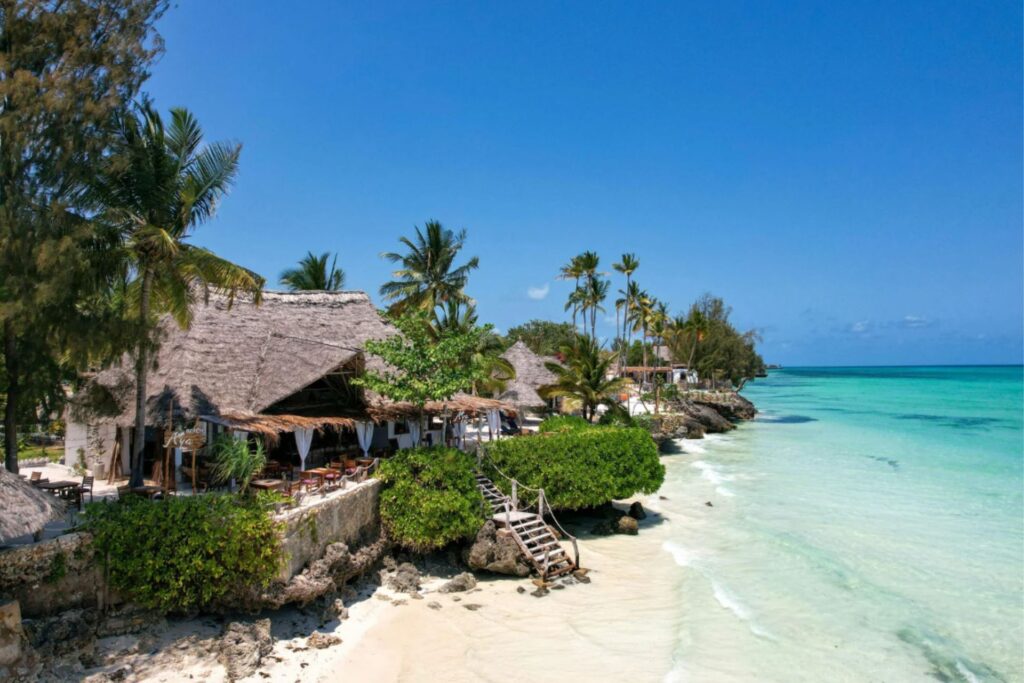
left=280, top=251, right=345, bottom=291
left=379, top=220, right=479, bottom=315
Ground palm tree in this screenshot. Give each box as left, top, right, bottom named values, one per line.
left=563, top=285, right=586, bottom=333
left=431, top=301, right=515, bottom=396
left=558, top=255, right=586, bottom=331
left=541, top=335, right=628, bottom=422
left=90, top=103, right=264, bottom=487
left=582, top=275, right=609, bottom=341
left=630, top=289, right=654, bottom=385
left=279, top=251, right=345, bottom=291
left=648, top=301, right=670, bottom=413
left=380, top=220, right=479, bottom=315
left=620, top=281, right=642, bottom=372
left=682, top=308, right=710, bottom=382
left=613, top=253, right=639, bottom=373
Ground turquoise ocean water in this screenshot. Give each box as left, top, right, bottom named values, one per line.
left=658, top=366, right=1023, bottom=682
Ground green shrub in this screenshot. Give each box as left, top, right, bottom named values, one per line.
left=537, top=414, right=592, bottom=433
left=210, top=434, right=267, bottom=494
left=485, top=427, right=664, bottom=511
left=376, top=447, right=486, bottom=552
left=83, top=493, right=282, bottom=613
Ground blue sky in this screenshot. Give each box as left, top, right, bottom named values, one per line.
left=147, top=1, right=1022, bottom=366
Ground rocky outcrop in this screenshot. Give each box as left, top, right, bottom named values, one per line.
left=307, top=632, right=341, bottom=649
left=250, top=534, right=389, bottom=611
left=627, top=502, right=647, bottom=520
left=615, top=516, right=639, bottom=535
left=647, top=391, right=757, bottom=447
left=463, top=522, right=532, bottom=577
left=438, top=572, right=477, bottom=594
left=383, top=562, right=422, bottom=594
left=218, top=619, right=273, bottom=681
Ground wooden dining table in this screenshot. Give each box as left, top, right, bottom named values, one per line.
left=130, top=485, right=164, bottom=499
left=250, top=478, right=285, bottom=491
left=36, top=480, right=83, bottom=509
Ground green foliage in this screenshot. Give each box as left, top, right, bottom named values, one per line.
left=485, top=427, right=665, bottom=511
left=376, top=447, right=486, bottom=552
left=46, top=552, right=67, bottom=584
left=379, top=220, right=479, bottom=315
left=83, top=493, right=282, bottom=613
left=504, top=320, right=577, bottom=357
left=538, top=415, right=592, bottom=433
left=279, top=251, right=345, bottom=291
left=210, top=435, right=267, bottom=494
left=355, top=312, right=488, bottom=409
left=666, top=294, right=765, bottom=387
left=541, top=335, right=629, bottom=422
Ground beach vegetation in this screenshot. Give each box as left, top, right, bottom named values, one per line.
left=503, top=320, right=577, bottom=357
left=210, top=434, right=267, bottom=495
left=665, top=294, right=765, bottom=388
left=432, top=302, right=516, bottom=396
left=89, top=102, right=264, bottom=487
left=375, top=447, right=486, bottom=551
left=485, top=426, right=664, bottom=511
left=0, top=0, right=168, bottom=473
left=279, top=251, right=346, bottom=291
left=537, top=415, right=592, bottom=433
left=540, top=335, right=629, bottom=422
left=83, top=493, right=282, bottom=613
left=379, top=220, right=479, bottom=316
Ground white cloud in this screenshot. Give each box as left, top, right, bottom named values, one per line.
left=527, top=283, right=550, bottom=301
left=901, top=315, right=931, bottom=329
left=849, top=320, right=870, bottom=334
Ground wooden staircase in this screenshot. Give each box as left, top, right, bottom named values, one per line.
left=475, top=473, right=577, bottom=579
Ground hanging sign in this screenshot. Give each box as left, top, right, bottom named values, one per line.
left=164, top=426, right=206, bottom=451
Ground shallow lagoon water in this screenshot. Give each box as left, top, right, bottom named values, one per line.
left=659, top=366, right=1023, bottom=682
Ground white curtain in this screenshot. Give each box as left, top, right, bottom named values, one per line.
left=295, top=427, right=314, bottom=471
left=233, top=430, right=248, bottom=441
left=454, top=421, right=467, bottom=449
left=355, top=421, right=374, bottom=457
left=407, top=419, right=421, bottom=447
left=487, top=409, right=501, bottom=441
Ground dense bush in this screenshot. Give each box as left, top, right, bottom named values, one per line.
left=83, top=493, right=282, bottom=613
left=376, top=447, right=487, bottom=552
left=485, top=427, right=665, bottom=510
left=538, top=414, right=592, bottom=433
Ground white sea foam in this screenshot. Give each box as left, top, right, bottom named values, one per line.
left=692, top=460, right=733, bottom=486
left=710, top=579, right=774, bottom=640
left=662, top=540, right=693, bottom=567
left=955, top=661, right=981, bottom=683
left=716, top=486, right=735, bottom=497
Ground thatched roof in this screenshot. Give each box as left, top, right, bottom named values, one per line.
left=0, top=468, right=65, bottom=542
left=499, top=341, right=559, bottom=408
left=366, top=394, right=516, bottom=422
left=81, top=291, right=395, bottom=426
left=201, top=412, right=356, bottom=439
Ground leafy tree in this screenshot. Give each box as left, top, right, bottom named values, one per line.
left=379, top=220, right=479, bottom=315
left=354, top=312, right=487, bottom=427
left=0, top=0, right=168, bottom=472
left=376, top=447, right=486, bottom=551
left=504, top=320, right=577, bottom=357
left=541, top=335, right=629, bottom=422
left=279, top=251, right=345, bottom=291
left=89, top=103, right=264, bottom=487
left=666, top=294, right=764, bottom=388
left=557, top=255, right=585, bottom=331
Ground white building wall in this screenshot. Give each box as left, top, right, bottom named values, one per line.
left=64, top=419, right=117, bottom=474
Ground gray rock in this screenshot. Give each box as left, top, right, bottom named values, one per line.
left=438, top=572, right=477, bottom=594
left=218, top=619, right=273, bottom=681
left=427, top=602, right=442, bottom=610
left=384, top=562, right=421, bottom=594
left=463, top=604, right=483, bottom=611
left=463, top=522, right=532, bottom=577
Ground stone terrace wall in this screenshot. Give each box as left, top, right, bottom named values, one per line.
left=0, top=533, right=105, bottom=618
left=275, top=479, right=381, bottom=581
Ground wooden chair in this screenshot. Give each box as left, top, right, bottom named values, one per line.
left=81, top=475, right=94, bottom=504
left=116, top=485, right=131, bottom=499
left=29, top=471, right=41, bottom=482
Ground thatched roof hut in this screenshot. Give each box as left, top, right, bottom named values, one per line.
left=76, top=290, right=396, bottom=427
left=499, top=340, right=560, bottom=409
left=0, top=468, right=65, bottom=542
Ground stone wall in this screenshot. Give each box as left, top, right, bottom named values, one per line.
left=0, top=533, right=105, bottom=619
left=275, top=479, right=381, bottom=581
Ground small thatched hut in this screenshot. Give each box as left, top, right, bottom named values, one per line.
left=499, top=340, right=560, bottom=414
left=0, top=468, right=65, bottom=543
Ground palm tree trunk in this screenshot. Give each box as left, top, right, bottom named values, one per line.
left=130, top=268, right=153, bottom=488
left=641, top=323, right=648, bottom=387
left=622, top=276, right=631, bottom=376
left=4, top=320, right=19, bottom=474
